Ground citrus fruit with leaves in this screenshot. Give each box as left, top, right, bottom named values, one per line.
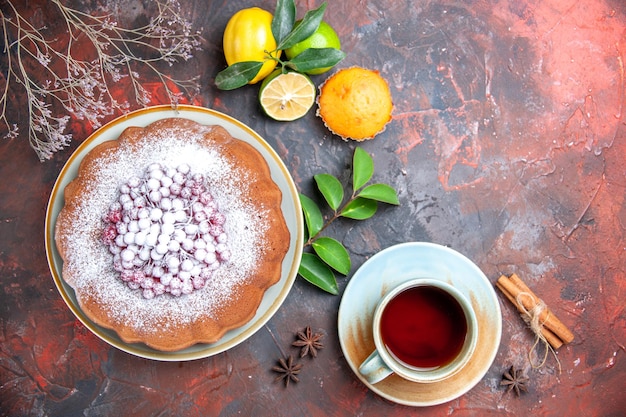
left=216, top=1, right=345, bottom=91
left=222, top=7, right=281, bottom=84
left=259, top=70, right=316, bottom=121
left=317, top=67, right=393, bottom=140
left=285, top=21, right=341, bottom=75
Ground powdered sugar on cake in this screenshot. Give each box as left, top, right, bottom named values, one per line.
left=58, top=125, right=269, bottom=332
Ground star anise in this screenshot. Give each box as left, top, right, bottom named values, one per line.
left=272, top=355, right=302, bottom=387
left=501, top=365, right=529, bottom=396
left=292, top=326, right=324, bottom=358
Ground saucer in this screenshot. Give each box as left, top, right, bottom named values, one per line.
left=337, top=242, right=502, bottom=406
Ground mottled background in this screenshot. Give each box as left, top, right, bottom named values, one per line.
left=1, top=0, right=625, bottom=415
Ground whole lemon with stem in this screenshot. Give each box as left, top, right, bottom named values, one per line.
left=222, top=7, right=281, bottom=84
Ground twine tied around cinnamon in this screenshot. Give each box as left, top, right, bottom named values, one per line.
left=496, top=274, right=574, bottom=371
left=515, top=291, right=559, bottom=370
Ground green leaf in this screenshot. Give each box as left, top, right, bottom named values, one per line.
left=276, top=2, right=327, bottom=50
left=272, top=0, right=296, bottom=45
left=299, top=253, right=339, bottom=295
left=357, top=183, right=400, bottom=205
left=215, top=62, right=264, bottom=90
left=285, top=48, right=345, bottom=73
left=314, top=173, right=343, bottom=211
left=300, top=193, right=323, bottom=237
left=312, top=237, right=351, bottom=275
left=353, top=148, right=374, bottom=191
left=340, top=197, right=378, bottom=220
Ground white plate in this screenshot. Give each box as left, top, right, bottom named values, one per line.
left=338, top=242, right=501, bottom=406
left=45, top=105, right=303, bottom=361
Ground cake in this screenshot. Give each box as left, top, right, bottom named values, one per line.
left=55, top=118, right=290, bottom=351
left=317, top=67, right=393, bottom=141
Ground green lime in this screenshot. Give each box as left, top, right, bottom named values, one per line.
left=259, top=70, right=316, bottom=121
left=285, top=21, right=341, bottom=75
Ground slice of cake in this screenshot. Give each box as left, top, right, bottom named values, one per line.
left=55, top=118, right=290, bottom=351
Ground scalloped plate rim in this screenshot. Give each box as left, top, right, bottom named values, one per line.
left=45, top=105, right=303, bottom=361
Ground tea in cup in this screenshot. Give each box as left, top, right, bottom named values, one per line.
left=358, top=278, right=478, bottom=384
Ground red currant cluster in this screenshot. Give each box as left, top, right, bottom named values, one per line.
left=102, top=163, right=230, bottom=299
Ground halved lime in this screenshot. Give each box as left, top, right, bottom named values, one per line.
left=259, top=70, right=316, bottom=121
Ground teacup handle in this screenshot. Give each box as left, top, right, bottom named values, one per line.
left=358, top=350, right=393, bottom=384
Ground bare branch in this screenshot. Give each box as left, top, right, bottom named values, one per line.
left=0, top=0, right=201, bottom=161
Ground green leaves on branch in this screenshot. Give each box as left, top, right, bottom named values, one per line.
left=215, top=0, right=345, bottom=90
left=298, top=148, right=400, bottom=294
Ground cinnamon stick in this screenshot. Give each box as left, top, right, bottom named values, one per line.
left=496, top=280, right=563, bottom=349
left=496, top=273, right=574, bottom=348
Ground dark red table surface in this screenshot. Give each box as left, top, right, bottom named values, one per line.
left=1, top=0, right=625, bottom=416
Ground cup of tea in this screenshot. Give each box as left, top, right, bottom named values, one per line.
left=358, top=278, right=478, bottom=384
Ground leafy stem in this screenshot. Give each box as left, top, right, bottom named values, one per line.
left=303, top=187, right=372, bottom=247
left=303, top=210, right=339, bottom=248
left=298, top=148, right=400, bottom=294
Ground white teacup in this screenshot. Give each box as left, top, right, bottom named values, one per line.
left=358, top=278, right=478, bottom=384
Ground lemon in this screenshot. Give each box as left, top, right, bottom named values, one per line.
left=285, top=21, right=341, bottom=75
left=223, top=8, right=280, bottom=84
left=259, top=70, right=316, bottom=121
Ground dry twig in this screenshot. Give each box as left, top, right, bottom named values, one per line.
left=0, top=0, right=201, bottom=160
